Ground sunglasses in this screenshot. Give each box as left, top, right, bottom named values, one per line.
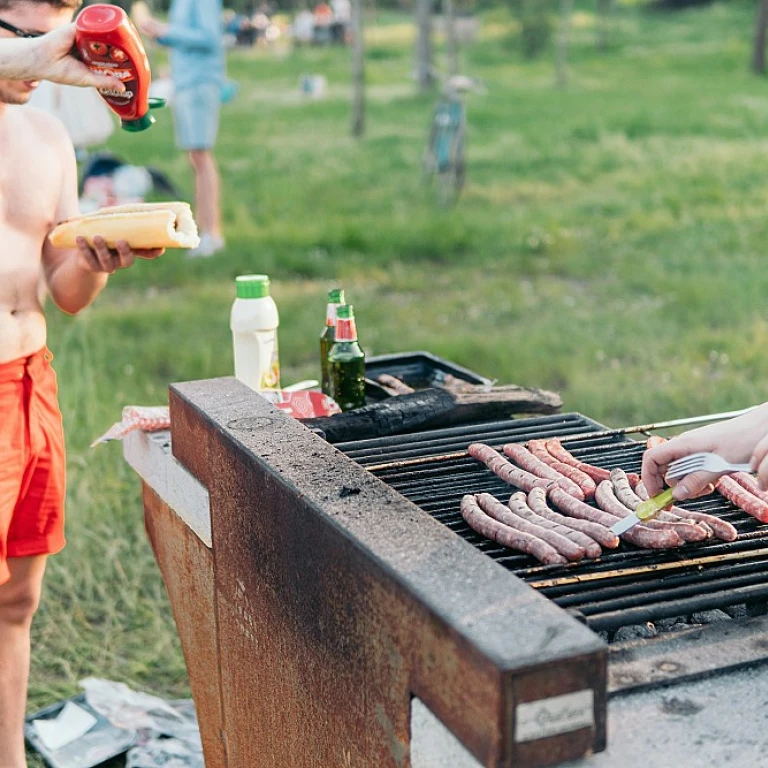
left=0, top=18, right=45, bottom=38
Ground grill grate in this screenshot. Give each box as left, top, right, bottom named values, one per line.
left=338, top=413, right=768, bottom=634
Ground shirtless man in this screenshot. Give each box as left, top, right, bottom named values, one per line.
left=0, top=1, right=162, bottom=764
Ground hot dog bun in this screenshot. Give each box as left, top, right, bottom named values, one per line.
left=48, top=202, right=200, bottom=250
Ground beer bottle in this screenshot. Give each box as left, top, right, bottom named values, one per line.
left=328, top=304, right=366, bottom=411
left=320, top=288, right=345, bottom=395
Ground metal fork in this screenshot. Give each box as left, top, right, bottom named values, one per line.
left=666, top=452, right=753, bottom=480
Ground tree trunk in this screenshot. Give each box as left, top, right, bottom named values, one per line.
left=351, top=0, right=365, bottom=137
left=596, top=0, right=613, bottom=52
left=415, top=0, right=434, bottom=91
left=753, top=0, right=768, bottom=74
left=443, top=0, right=458, bottom=77
left=555, top=0, right=573, bottom=88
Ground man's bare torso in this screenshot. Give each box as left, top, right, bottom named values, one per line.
left=0, top=105, right=65, bottom=364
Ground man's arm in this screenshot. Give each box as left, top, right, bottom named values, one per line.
left=42, top=126, right=162, bottom=316
left=0, top=26, right=124, bottom=89
left=141, top=0, right=222, bottom=52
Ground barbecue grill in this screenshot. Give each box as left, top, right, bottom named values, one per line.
left=336, top=413, right=768, bottom=639
left=124, top=378, right=768, bottom=768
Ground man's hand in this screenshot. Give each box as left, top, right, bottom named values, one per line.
left=3, top=25, right=126, bottom=90
left=137, top=18, right=169, bottom=40
left=76, top=236, right=164, bottom=274
left=641, top=403, right=768, bottom=500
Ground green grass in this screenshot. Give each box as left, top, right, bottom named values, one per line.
left=26, top=0, right=768, bottom=757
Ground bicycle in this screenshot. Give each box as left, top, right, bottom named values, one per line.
left=422, top=75, right=483, bottom=207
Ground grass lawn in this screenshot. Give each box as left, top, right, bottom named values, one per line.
left=26, top=0, right=768, bottom=758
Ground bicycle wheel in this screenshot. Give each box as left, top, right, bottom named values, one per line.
left=423, top=106, right=448, bottom=183
left=435, top=109, right=466, bottom=207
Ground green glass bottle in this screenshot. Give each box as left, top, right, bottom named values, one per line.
left=320, top=288, right=345, bottom=396
left=328, top=304, right=366, bottom=411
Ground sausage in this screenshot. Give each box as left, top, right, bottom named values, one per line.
left=662, top=509, right=736, bottom=542
left=716, top=476, right=768, bottom=523
left=657, top=512, right=714, bottom=539
left=594, top=480, right=682, bottom=549
left=476, top=493, right=585, bottom=561
left=610, top=468, right=644, bottom=510
left=528, top=440, right=597, bottom=499
left=731, top=472, right=768, bottom=504
left=460, top=495, right=567, bottom=565
left=507, top=492, right=601, bottom=558
left=376, top=374, right=415, bottom=395
left=636, top=481, right=735, bottom=541
left=526, top=487, right=618, bottom=549
left=648, top=514, right=709, bottom=542
left=468, top=443, right=553, bottom=493
left=502, top=443, right=585, bottom=500
left=547, top=486, right=624, bottom=529
left=545, top=438, right=640, bottom=486
left=611, top=469, right=710, bottom=543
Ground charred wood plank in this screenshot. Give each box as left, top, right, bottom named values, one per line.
left=304, top=385, right=562, bottom=442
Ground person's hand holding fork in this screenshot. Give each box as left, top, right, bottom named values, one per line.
left=641, top=402, right=768, bottom=501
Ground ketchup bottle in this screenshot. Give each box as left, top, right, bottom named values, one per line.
left=75, top=4, right=164, bottom=132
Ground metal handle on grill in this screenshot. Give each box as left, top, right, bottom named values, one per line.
left=558, top=407, right=758, bottom=443
left=364, top=407, right=758, bottom=473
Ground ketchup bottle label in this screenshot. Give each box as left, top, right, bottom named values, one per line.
left=80, top=41, right=137, bottom=107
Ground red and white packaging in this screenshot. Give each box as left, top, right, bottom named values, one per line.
left=92, top=392, right=340, bottom=447
left=258, top=390, right=341, bottom=418
left=91, top=405, right=170, bottom=447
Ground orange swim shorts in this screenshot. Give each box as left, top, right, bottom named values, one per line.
left=0, top=347, right=66, bottom=585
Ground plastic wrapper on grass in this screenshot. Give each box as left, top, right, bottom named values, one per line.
left=91, top=406, right=171, bottom=447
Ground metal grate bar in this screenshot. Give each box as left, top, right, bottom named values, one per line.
left=586, top=583, right=768, bottom=632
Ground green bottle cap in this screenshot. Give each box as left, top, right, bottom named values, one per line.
left=121, top=112, right=156, bottom=132
left=336, top=304, right=354, bottom=319
left=236, top=274, right=270, bottom=299
left=328, top=288, right=345, bottom=304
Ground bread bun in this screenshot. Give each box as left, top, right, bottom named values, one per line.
left=48, top=202, right=200, bottom=250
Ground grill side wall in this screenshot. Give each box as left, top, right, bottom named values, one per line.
left=169, top=377, right=607, bottom=768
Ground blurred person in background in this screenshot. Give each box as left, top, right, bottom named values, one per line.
left=330, top=0, right=350, bottom=44
left=642, top=403, right=768, bottom=500
left=0, top=1, right=164, bottom=764
left=312, top=0, right=332, bottom=43
left=138, top=0, right=226, bottom=258
left=293, top=3, right=314, bottom=45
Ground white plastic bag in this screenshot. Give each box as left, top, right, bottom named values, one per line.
left=28, top=81, right=115, bottom=149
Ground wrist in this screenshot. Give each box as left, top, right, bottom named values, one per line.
left=0, top=38, right=36, bottom=80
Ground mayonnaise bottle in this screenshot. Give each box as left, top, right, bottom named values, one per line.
left=230, top=275, right=281, bottom=391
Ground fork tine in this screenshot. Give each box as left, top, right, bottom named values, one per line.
left=668, top=456, right=706, bottom=471
left=666, top=458, right=707, bottom=477
left=669, top=452, right=710, bottom=465
left=667, top=463, right=706, bottom=477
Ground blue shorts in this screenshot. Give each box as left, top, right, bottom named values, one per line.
left=172, top=83, right=221, bottom=151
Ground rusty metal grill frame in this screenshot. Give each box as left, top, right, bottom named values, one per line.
left=337, top=413, right=768, bottom=635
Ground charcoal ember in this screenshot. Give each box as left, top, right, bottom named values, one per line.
left=690, top=610, right=732, bottom=624
left=614, top=622, right=657, bottom=642
left=656, top=617, right=690, bottom=633
left=746, top=600, right=768, bottom=617
left=724, top=604, right=748, bottom=619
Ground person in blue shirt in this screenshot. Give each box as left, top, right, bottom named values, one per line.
left=139, top=0, right=226, bottom=257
